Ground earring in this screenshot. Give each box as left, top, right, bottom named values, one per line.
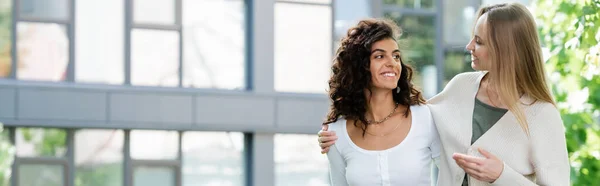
left=396, top=87, right=401, bottom=93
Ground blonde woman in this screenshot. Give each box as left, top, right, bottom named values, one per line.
left=317, top=2, right=570, bottom=185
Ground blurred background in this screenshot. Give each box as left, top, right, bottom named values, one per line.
left=0, top=0, right=598, bottom=186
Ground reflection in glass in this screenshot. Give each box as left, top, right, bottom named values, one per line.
left=275, top=3, right=332, bottom=94
left=19, top=0, right=68, bottom=20
left=133, top=166, right=175, bottom=186
left=75, top=0, right=124, bottom=84
left=182, top=0, right=246, bottom=89
left=0, top=126, right=14, bottom=186
left=131, top=29, right=179, bottom=87
left=443, top=0, right=474, bottom=46
left=17, top=22, right=68, bottom=81
left=133, top=0, right=175, bottom=25
left=0, top=0, right=11, bottom=78
left=444, top=51, right=472, bottom=86
left=384, top=13, right=435, bottom=89
left=274, top=134, right=329, bottom=186
left=383, top=0, right=435, bottom=9
left=278, top=0, right=332, bottom=4
left=75, top=130, right=124, bottom=186
left=19, top=164, right=64, bottom=186
left=182, top=132, right=244, bottom=186
left=16, top=128, right=66, bottom=157
left=131, top=130, right=178, bottom=160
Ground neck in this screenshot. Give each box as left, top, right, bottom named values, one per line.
left=365, top=88, right=397, bottom=122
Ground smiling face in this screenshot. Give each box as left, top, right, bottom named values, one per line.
left=369, top=38, right=402, bottom=91
left=466, top=13, right=491, bottom=71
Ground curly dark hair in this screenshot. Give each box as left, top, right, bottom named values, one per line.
left=323, top=18, right=426, bottom=136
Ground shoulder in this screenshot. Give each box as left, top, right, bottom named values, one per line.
left=427, top=71, right=483, bottom=104
left=326, top=118, right=346, bottom=133
left=524, top=100, right=564, bottom=133
left=410, top=104, right=432, bottom=117
left=446, top=71, right=483, bottom=89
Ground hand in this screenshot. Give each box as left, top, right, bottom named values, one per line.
left=317, top=125, right=338, bottom=154
left=452, top=148, right=504, bottom=183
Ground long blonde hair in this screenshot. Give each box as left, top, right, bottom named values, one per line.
left=476, top=3, right=555, bottom=135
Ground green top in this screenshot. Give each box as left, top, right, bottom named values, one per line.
left=463, top=98, right=508, bottom=186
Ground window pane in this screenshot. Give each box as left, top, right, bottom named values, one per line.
left=182, top=132, right=243, bottom=186
left=444, top=51, right=472, bottom=86
left=443, top=0, right=474, bottom=46
left=278, top=0, right=332, bottom=4
left=274, top=134, right=329, bottom=186
left=131, top=130, right=178, bottom=160
left=333, top=0, right=371, bottom=48
left=133, top=0, right=175, bottom=25
left=131, top=29, right=179, bottom=87
left=383, top=0, right=435, bottom=9
left=384, top=13, right=435, bottom=90
left=275, top=3, right=332, bottom=94
left=134, top=166, right=175, bottom=186
left=0, top=126, right=14, bottom=186
left=182, top=0, right=245, bottom=89
left=0, top=0, right=11, bottom=78
left=75, top=0, right=124, bottom=84
left=19, top=164, right=64, bottom=186
left=75, top=130, right=124, bottom=186
left=19, top=0, right=68, bottom=20
left=16, top=128, right=66, bottom=157
left=17, top=22, right=68, bottom=81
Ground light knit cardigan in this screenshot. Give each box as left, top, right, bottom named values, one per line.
left=427, top=71, right=570, bottom=186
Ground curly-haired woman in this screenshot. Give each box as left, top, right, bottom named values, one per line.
left=322, top=18, right=441, bottom=185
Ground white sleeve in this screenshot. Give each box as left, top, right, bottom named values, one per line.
left=327, top=144, right=349, bottom=186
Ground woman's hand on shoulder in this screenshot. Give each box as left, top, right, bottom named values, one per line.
left=318, top=125, right=338, bottom=154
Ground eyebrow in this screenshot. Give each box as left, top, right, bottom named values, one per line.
left=371, top=49, right=401, bottom=54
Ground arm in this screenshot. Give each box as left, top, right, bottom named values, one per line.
left=318, top=125, right=339, bottom=153
left=327, top=144, right=349, bottom=186
left=491, top=106, right=570, bottom=186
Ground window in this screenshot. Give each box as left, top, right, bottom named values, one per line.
left=131, top=130, right=178, bottom=160
left=75, top=0, right=124, bottom=84
left=383, top=0, right=435, bottom=9
left=182, top=132, right=244, bottom=186
left=0, top=0, right=11, bottom=78
left=19, top=0, right=69, bottom=21
left=133, top=166, right=176, bottom=186
left=133, top=0, right=176, bottom=25
left=274, top=1, right=333, bottom=94
left=130, top=29, right=180, bottom=87
left=444, top=50, right=472, bottom=86
left=384, top=12, right=436, bottom=90
left=16, top=22, right=69, bottom=82
left=181, top=0, right=246, bottom=90
left=443, top=0, right=475, bottom=47
left=75, top=129, right=124, bottom=186
left=14, top=128, right=68, bottom=186
left=274, top=134, right=329, bottom=186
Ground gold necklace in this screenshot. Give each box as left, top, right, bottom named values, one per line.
left=365, top=121, right=401, bottom=137
left=366, top=103, right=399, bottom=124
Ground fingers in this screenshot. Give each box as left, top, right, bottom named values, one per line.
left=456, top=159, right=483, bottom=180
left=478, top=148, right=496, bottom=159
left=322, top=125, right=329, bottom=131
left=319, top=140, right=336, bottom=149
left=453, top=153, right=484, bottom=165
left=320, top=147, right=330, bottom=154
left=318, top=130, right=335, bottom=137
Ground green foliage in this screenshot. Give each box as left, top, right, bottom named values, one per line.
left=535, top=0, right=600, bottom=185
left=19, top=128, right=66, bottom=157
left=0, top=123, right=14, bottom=186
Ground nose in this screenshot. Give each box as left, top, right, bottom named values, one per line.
left=466, top=39, right=475, bottom=52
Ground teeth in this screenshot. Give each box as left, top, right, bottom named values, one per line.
left=382, top=73, right=395, bottom=77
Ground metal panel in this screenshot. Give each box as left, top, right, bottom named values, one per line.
left=110, top=93, right=193, bottom=124
left=196, top=95, right=275, bottom=126
left=276, top=98, right=329, bottom=127
left=0, top=88, right=16, bottom=118
left=18, top=89, right=107, bottom=121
